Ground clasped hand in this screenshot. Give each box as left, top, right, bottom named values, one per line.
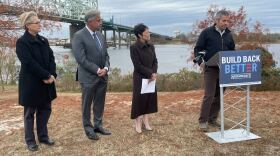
left=97, top=68, right=107, bottom=77
left=43, top=75, right=56, bottom=84
left=148, top=73, right=157, bottom=83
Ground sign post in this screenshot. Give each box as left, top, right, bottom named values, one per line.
left=205, top=50, right=261, bottom=143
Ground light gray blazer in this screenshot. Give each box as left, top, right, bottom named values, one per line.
left=72, top=27, right=110, bottom=83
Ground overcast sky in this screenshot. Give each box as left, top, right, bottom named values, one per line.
left=43, top=0, right=280, bottom=38
left=98, top=0, right=280, bottom=36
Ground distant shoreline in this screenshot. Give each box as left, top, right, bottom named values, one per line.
left=156, top=40, right=280, bottom=45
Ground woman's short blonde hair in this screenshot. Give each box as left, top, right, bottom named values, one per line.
left=19, top=11, right=38, bottom=29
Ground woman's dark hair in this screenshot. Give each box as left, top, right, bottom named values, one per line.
left=133, top=23, right=148, bottom=38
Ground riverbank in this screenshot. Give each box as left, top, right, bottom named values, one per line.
left=51, top=43, right=280, bottom=75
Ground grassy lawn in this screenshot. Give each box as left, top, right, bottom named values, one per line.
left=0, top=90, right=279, bottom=155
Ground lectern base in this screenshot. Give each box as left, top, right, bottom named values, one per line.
left=206, top=128, right=260, bottom=144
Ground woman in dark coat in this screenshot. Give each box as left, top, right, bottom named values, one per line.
left=16, top=11, right=57, bottom=151
left=130, top=23, right=158, bottom=133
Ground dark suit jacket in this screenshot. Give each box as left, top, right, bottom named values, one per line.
left=72, top=27, right=110, bottom=83
left=15, top=31, right=57, bottom=106
left=194, top=25, right=235, bottom=62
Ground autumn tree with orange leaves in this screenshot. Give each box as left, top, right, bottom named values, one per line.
left=0, top=10, right=19, bottom=90
left=0, top=0, right=61, bottom=91
left=189, top=5, right=280, bottom=91
left=190, top=5, right=271, bottom=48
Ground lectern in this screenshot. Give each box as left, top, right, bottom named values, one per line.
left=205, top=50, right=261, bottom=143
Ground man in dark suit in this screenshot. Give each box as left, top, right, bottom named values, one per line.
left=72, top=9, right=111, bottom=140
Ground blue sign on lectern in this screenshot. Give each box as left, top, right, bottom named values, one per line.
left=219, top=50, right=262, bottom=87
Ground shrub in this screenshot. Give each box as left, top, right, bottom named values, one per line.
left=56, top=60, right=80, bottom=92
left=107, top=68, right=201, bottom=92
left=107, top=68, right=133, bottom=92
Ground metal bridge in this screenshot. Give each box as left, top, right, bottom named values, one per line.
left=0, top=0, right=171, bottom=47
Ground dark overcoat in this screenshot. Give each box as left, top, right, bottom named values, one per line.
left=130, top=40, right=158, bottom=119
left=15, top=31, right=57, bottom=107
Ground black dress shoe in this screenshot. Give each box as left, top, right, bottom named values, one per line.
left=87, top=132, right=99, bottom=140
left=199, top=122, right=208, bottom=132
left=39, top=138, right=55, bottom=146
left=94, top=127, right=111, bottom=135
left=27, top=144, right=38, bottom=151
left=208, top=120, right=221, bottom=127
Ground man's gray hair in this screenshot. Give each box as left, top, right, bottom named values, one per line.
left=215, top=10, right=229, bottom=20
left=84, top=9, right=100, bottom=23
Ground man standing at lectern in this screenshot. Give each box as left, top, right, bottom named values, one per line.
left=194, top=10, right=235, bottom=132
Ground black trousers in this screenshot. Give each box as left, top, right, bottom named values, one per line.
left=24, top=103, right=51, bottom=145
left=199, top=67, right=222, bottom=123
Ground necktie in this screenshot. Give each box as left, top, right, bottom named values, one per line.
left=93, top=33, right=102, bottom=51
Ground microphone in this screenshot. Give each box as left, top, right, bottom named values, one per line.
left=193, top=51, right=205, bottom=64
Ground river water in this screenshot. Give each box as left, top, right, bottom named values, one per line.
left=51, top=44, right=280, bottom=74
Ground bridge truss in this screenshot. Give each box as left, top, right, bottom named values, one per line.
left=1, top=0, right=98, bottom=20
